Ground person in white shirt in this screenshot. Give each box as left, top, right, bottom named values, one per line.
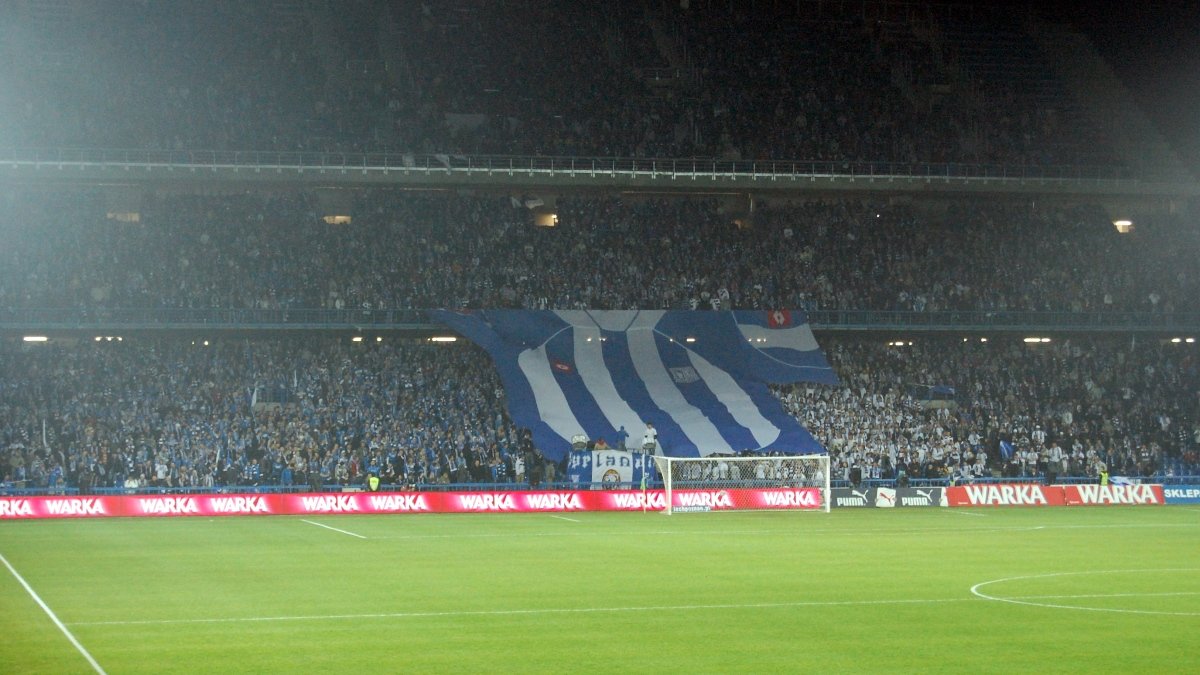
left=641, top=422, right=658, bottom=453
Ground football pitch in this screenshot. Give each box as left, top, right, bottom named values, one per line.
left=2, top=507, right=1198, bottom=674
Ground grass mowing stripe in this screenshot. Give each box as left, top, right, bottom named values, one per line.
left=364, top=521, right=1199, bottom=540
left=1002, top=591, right=1200, bottom=600
left=68, top=596, right=972, bottom=627
left=300, top=519, right=367, bottom=539
left=0, top=551, right=108, bottom=674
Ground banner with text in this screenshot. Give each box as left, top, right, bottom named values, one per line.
left=1163, top=486, right=1200, bottom=504
left=894, top=487, right=945, bottom=507
left=565, top=450, right=655, bottom=486
left=945, top=483, right=1164, bottom=507
left=0, top=487, right=825, bottom=520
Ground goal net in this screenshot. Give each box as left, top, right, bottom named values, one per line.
left=651, top=454, right=830, bottom=514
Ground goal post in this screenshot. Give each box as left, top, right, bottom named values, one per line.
left=651, top=454, right=831, bottom=514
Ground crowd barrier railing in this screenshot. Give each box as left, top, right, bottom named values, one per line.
left=0, top=147, right=1140, bottom=183
left=3, top=307, right=1199, bottom=332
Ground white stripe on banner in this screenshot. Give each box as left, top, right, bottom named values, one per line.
left=569, top=322, right=644, bottom=440
left=687, top=350, right=780, bottom=448
left=627, top=313, right=733, bottom=456
left=736, top=323, right=819, bottom=351
left=517, top=343, right=584, bottom=442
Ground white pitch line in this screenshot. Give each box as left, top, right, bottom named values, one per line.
left=301, top=519, right=367, bottom=539
left=1002, top=591, right=1200, bottom=601
left=944, top=509, right=987, bottom=517
left=0, top=552, right=107, bottom=674
left=68, top=596, right=972, bottom=627
left=549, top=515, right=581, bottom=523
left=971, top=568, right=1200, bottom=617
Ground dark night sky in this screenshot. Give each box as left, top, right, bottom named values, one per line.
left=1055, top=1, right=1200, bottom=174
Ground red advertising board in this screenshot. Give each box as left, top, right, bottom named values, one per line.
left=945, top=483, right=1164, bottom=507
left=1061, top=484, right=1164, bottom=506
left=0, top=487, right=825, bottom=520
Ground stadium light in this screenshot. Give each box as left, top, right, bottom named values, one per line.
left=1023, top=337, right=1051, bottom=343
left=1172, top=338, right=1183, bottom=343
left=430, top=336, right=457, bottom=343
left=980, top=338, right=988, bottom=343
left=22, top=336, right=49, bottom=342
left=1112, top=219, right=1134, bottom=234
left=685, top=337, right=696, bottom=343
left=1188, top=338, right=1196, bottom=344
left=351, top=336, right=364, bottom=343
left=376, top=337, right=383, bottom=342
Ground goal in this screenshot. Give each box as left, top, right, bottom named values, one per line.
left=651, top=454, right=830, bottom=514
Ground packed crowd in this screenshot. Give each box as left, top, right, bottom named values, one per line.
left=782, top=336, right=1200, bottom=484
left=2, top=335, right=1196, bottom=493
left=1, top=0, right=1116, bottom=169
left=0, top=338, right=530, bottom=493
left=2, top=191, right=1197, bottom=315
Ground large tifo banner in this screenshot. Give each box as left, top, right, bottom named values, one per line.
left=430, top=309, right=837, bottom=461
left=565, top=450, right=654, bottom=485
left=946, top=483, right=1165, bottom=507
left=0, top=488, right=824, bottom=520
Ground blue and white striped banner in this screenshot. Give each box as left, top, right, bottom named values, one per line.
left=430, top=310, right=837, bottom=461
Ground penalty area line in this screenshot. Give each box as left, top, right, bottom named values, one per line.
left=0, top=551, right=108, bottom=674
left=69, top=596, right=972, bottom=627
left=549, top=514, right=581, bottom=523
left=301, top=519, right=367, bottom=539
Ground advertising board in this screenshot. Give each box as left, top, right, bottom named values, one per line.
left=894, top=487, right=945, bottom=507
left=830, top=487, right=875, bottom=508
left=1163, top=486, right=1200, bottom=505
left=0, top=487, right=825, bottom=520
left=945, top=483, right=1164, bottom=507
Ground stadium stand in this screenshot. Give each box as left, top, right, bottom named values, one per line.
left=2, top=191, right=1197, bottom=314
left=2, top=334, right=1196, bottom=493
left=0, top=1, right=1197, bottom=494
left=0, top=0, right=1174, bottom=174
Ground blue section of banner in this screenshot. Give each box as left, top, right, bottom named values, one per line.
left=430, top=309, right=834, bottom=462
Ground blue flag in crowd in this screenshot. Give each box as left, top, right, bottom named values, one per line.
left=429, top=309, right=838, bottom=461
left=999, top=440, right=1014, bottom=460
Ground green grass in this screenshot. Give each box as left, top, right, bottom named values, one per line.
left=2, top=507, right=1199, bottom=674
